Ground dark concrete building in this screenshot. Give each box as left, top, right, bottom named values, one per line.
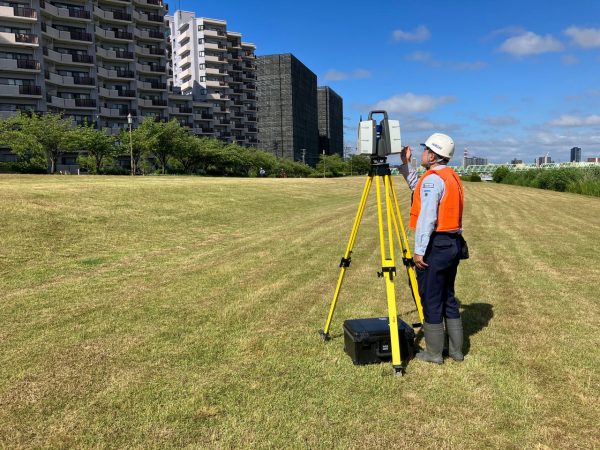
left=317, top=86, right=343, bottom=157
left=256, top=53, right=319, bottom=165
left=570, top=146, right=581, bottom=162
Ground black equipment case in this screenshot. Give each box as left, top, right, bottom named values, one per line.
left=343, top=317, right=416, bottom=365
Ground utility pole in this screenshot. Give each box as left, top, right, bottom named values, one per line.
left=127, top=113, right=134, bottom=176
left=323, top=150, right=326, bottom=178
left=301, top=148, right=306, bottom=165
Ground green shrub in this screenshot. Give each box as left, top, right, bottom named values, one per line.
left=0, top=161, right=47, bottom=174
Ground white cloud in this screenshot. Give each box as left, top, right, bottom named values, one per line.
left=405, top=52, right=485, bottom=70
left=406, top=51, right=433, bottom=62
left=549, top=114, right=600, bottom=127
left=371, top=93, right=456, bottom=114
left=561, top=54, right=579, bottom=65
left=392, top=25, right=430, bottom=42
left=564, top=26, right=600, bottom=48
left=450, top=61, right=487, bottom=70
left=498, top=31, right=563, bottom=56
left=484, top=116, right=519, bottom=126
left=323, top=68, right=371, bottom=81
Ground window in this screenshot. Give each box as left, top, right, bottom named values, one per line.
left=199, top=63, right=205, bottom=69
left=198, top=38, right=204, bottom=44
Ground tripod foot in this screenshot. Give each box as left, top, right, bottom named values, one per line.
left=318, top=330, right=331, bottom=342
left=393, top=366, right=405, bottom=377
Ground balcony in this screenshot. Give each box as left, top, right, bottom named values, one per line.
left=193, top=127, right=214, bottom=135
left=100, top=107, right=134, bottom=117
left=170, top=106, right=193, bottom=115
left=43, top=48, right=94, bottom=65
left=0, top=84, right=41, bottom=97
left=0, top=5, right=37, bottom=22
left=40, top=1, right=91, bottom=21
left=0, top=58, right=40, bottom=72
left=135, top=45, right=165, bottom=58
left=47, top=95, right=96, bottom=109
left=0, top=32, right=39, bottom=46
left=134, top=28, right=164, bottom=41
left=93, top=7, right=132, bottom=23
left=97, top=67, right=135, bottom=79
left=95, top=28, right=133, bottom=42
left=136, top=63, right=166, bottom=74
left=45, top=71, right=95, bottom=88
left=96, top=47, right=134, bottom=61
left=138, top=80, right=166, bottom=91
left=133, top=0, right=164, bottom=8
left=42, top=24, right=93, bottom=43
left=98, top=87, right=136, bottom=98
left=133, top=10, right=163, bottom=24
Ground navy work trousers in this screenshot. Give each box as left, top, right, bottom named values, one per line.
left=416, top=233, right=462, bottom=325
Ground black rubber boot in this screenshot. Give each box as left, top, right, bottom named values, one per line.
left=416, top=322, right=444, bottom=365
left=446, top=317, right=464, bottom=361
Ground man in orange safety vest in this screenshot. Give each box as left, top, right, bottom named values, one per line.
left=400, top=133, right=465, bottom=365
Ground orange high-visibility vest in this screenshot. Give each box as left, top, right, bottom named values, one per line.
left=409, top=167, right=464, bottom=231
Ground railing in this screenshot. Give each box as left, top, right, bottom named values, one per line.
left=115, top=30, right=133, bottom=40
left=19, top=85, right=41, bottom=95
left=150, top=65, right=166, bottom=72
left=179, top=107, right=193, bottom=113
left=118, top=90, right=136, bottom=97
left=113, top=11, right=132, bottom=21
left=152, top=99, right=167, bottom=106
left=148, top=30, right=163, bottom=39
left=75, top=98, right=96, bottom=107
left=116, top=51, right=134, bottom=59
left=15, top=33, right=38, bottom=44
left=149, top=47, right=164, bottom=55
left=13, top=6, right=36, bottom=18
left=17, top=59, right=40, bottom=70
left=116, top=70, right=135, bottom=78
left=72, top=54, right=94, bottom=63
left=74, top=76, right=95, bottom=85
left=70, top=30, right=93, bottom=42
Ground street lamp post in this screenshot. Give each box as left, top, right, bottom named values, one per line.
left=127, top=113, right=134, bottom=176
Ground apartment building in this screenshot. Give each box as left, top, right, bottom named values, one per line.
left=0, top=0, right=169, bottom=133
left=166, top=10, right=257, bottom=147
left=256, top=53, right=319, bottom=165
left=317, top=86, right=343, bottom=157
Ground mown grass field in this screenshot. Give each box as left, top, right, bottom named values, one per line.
left=1, top=175, right=598, bottom=449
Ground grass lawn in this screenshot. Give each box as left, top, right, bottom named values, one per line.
left=0, top=174, right=598, bottom=449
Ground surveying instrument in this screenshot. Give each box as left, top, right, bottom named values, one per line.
left=318, top=111, right=424, bottom=376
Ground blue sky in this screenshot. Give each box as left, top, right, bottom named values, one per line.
left=172, top=0, right=600, bottom=163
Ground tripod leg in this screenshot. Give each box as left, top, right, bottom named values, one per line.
left=320, top=175, right=373, bottom=340
left=376, top=176, right=404, bottom=374
left=389, top=177, right=425, bottom=325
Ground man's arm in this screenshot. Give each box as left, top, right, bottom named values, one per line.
left=399, top=146, right=418, bottom=191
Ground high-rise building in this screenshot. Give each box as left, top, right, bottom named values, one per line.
left=166, top=11, right=257, bottom=146
left=570, top=146, right=581, bottom=162
left=536, top=155, right=552, bottom=165
left=317, top=86, right=343, bottom=157
left=511, top=158, right=523, bottom=164
left=256, top=53, right=319, bottom=165
left=0, top=0, right=170, bottom=133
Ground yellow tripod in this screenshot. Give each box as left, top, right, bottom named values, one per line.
left=319, top=157, right=424, bottom=376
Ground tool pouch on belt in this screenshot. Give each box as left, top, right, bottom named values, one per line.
left=459, top=235, right=469, bottom=260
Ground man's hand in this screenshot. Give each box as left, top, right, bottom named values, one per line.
left=414, top=254, right=428, bottom=270
left=401, top=146, right=412, bottom=165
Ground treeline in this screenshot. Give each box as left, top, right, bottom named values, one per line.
left=492, top=165, right=600, bottom=197
left=0, top=112, right=371, bottom=177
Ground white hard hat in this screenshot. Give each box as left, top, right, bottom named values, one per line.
left=421, top=133, right=455, bottom=160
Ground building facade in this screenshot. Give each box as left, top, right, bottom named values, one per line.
left=166, top=11, right=257, bottom=146
left=317, top=86, right=343, bottom=157
left=0, top=4, right=257, bottom=149
left=570, top=146, right=581, bottom=162
left=256, top=53, right=319, bottom=165
left=0, top=0, right=170, bottom=132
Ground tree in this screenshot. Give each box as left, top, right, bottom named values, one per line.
left=153, top=119, right=189, bottom=174
left=68, top=123, right=116, bottom=173
left=172, top=133, right=203, bottom=174
left=492, top=165, right=510, bottom=183
left=0, top=112, right=73, bottom=173
left=118, top=116, right=158, bottom=174
left=347, top=154, right=371, bottom=175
